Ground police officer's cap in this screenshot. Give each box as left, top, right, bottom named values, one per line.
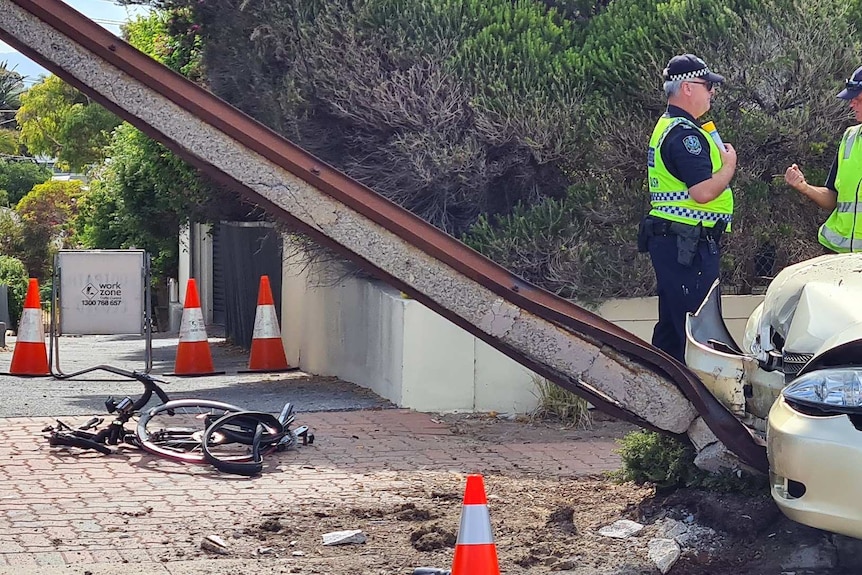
left=837, top=65, right=862, bottom=100
left=662, top=54, right=725, bottom=84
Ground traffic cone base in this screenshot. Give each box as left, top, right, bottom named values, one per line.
left=171, top=279, right=219, bottom=376
left=451, top=474, right=500, bottom=575
left=9, top=279, right=49, bottom=376
left=248, top=337, right=292, bottom=371
left=245, top=276, right=292, bottom=372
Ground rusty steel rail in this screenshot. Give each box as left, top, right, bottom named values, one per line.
left=0, top=0, right=767, bottom=472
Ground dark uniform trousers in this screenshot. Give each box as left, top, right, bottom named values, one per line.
left=647, top=231, right=720, bottom=362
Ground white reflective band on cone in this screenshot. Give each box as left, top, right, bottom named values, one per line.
left=179, top=308, right=208, bottom=342
left=16, top=309, right=44, bottom=343
left=252, top=304, right=280, bottom=339
left=456, top=505, right=494, bottom=544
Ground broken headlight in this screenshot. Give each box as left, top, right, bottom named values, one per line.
left=782, top=368, right=862, bottom=414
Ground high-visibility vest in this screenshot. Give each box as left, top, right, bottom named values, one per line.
left=819, top=125, right=862, bottom=252
left=647, top=115, right=733, bottom=230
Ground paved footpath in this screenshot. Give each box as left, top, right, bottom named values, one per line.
left=0, top=410, right=621, bottom=574
left=0, top=334, right=623, bottom=574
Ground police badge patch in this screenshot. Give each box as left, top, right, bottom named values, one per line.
left=683, top=135, right=702, bottom=155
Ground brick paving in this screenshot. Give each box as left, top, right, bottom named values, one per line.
left=0, top=409, right=622, bottom=568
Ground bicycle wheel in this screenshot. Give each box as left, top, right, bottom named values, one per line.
left=201, top=411, right=286, bottom=476
left=135, top=399, right=244, bottom=464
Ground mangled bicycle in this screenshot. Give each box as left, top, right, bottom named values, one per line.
left=43, top=365, right=313, bottom=476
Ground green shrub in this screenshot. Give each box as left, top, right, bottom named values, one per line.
left=0, top=255, right=29, bottom=330
left=575, top=0, right=757, bottom=98
left=616, top=431, right=700, bottom=489
left=464, top=180, right=654, bottom=303
left=615, top=431, right=768, bottom=492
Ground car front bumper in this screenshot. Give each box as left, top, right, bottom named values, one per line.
left=768, top=396, right=862, bottom=539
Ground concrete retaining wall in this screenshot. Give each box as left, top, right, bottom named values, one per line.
left=281, top=241, right=765, bottom=414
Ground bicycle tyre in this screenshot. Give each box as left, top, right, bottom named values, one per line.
left=201, top=411, right=285, bottom=476
left=49, top=433, right=113, bottom=455
left=136, top=399, right=244, bottom=464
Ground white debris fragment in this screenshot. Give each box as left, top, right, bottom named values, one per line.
left=200, top=534, right=230, bottom=554
left=323, top=529, right=367, bottom=546
left=598, top=519, right=644, bottom=539
left=648, top=538, right=681, bottom=574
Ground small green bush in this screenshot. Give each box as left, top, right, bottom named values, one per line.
left=615, top=431, right=767, bottom=493
left=0, top=255, right=29, bottom=330
left=616, top=430, right=700, bottom=489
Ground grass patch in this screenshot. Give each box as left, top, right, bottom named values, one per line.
left=530, top=376, right=592, bottom=429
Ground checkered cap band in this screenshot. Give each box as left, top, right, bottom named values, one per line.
left=667, top=68, right=710, bottom=82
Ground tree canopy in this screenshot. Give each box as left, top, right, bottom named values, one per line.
left=0, top=159, right=52, bottom=207
left=0, top=61, right=23, bottom=125
left=15, top=179, right=84, bottom=279
left=15, top=75, right=121, bottom=172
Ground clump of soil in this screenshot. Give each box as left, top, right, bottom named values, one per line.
left=410, top=524, right=456, bottom=551
left=259, top=518, right=283, bottom=532
left=349, top=507, right=386, bottom=519
left=396, top=502, right=433, bottom=521
left=546, top=506, right=577, bottom=534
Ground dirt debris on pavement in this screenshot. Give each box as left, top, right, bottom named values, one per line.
left=169, top=415, right=862, bottom=575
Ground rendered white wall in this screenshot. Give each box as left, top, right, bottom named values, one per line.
left=594, top=295, right=761, bottom=347
left=279, top=240, right=543, bottom=412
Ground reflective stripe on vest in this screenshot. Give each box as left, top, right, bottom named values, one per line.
left=836, top=201, right=861, bottom=213
left=819, top=125, right=862, bottom=252
left=647, top=114, right=733, bottom=229
left=651, top=205, right=731, bottom=222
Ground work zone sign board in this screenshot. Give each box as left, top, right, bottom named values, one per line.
left=57, top=250, right=147, bottom=335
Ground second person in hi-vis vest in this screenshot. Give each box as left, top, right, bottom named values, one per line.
left=638, top=54, right=737, bottom=362
left=785, top=65, right=862, bottom=253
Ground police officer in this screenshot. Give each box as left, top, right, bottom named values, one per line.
left=639, top=54, right=737, bottom=362
left=785, top=64, right=862, bottom=253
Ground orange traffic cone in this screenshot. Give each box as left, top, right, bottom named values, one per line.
left=246, top=275, right=293, bottom=372
left=9, top=278, right=49, bottom=376
left=173, top=279, right=217, bottom=376
left=451, top=474, right=500, bottom=575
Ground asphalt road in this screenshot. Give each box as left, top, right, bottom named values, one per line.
left=0, top=332, right=393, bottom=418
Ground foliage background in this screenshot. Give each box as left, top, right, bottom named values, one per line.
left=4, top=0, right=862, bottom=309
left=131, top=0, right=860, bottom=301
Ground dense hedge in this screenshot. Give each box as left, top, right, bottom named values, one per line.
left=149, top=0, right=862, bottom=298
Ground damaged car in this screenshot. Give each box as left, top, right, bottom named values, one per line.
left=685, top=252, right=862, bottom=539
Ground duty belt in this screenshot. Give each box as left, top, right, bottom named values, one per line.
left=647, top=217, right=725, bottom=240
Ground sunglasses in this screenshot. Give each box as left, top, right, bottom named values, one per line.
left=687, top=80, right=715, bottom=91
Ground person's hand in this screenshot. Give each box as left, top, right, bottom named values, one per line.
left=719, top=142, right=737, bottom=171
left=785, top=163, right=807, bottom=192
